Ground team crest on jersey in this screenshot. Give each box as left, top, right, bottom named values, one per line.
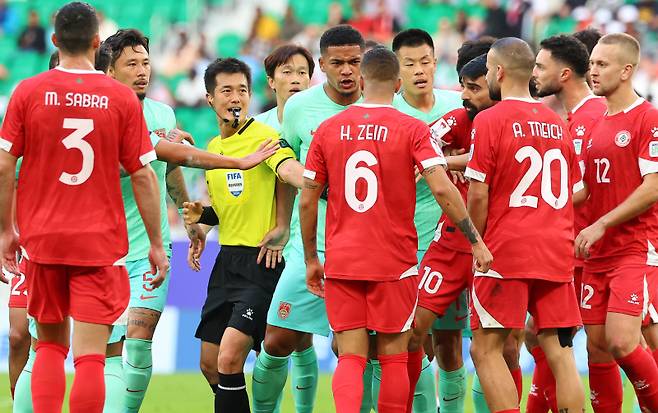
left=652, top=127, right=658, bottom=138
left=614, top=130, right=631, bottom=147
left=575, top=125, right=586, bottom=137
left=153, top=128, right=167, bottom=139
left=278, top=301, right=292, bottom=319
left=650, top=141, right=658, bottom=158
left=573, top=139, right=583, bottom=155
left=226, top=171, right=244, bottom=197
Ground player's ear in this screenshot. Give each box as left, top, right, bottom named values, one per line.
left=359, top=76, right=364, bottom=91
left=91, top=34, right=100, bottom=50
left=51, top=33, right=58, bottom=49
left=267, top=76, right=275, bottom=92
left=496, top=65, right=504, bottom=83
left=621, top=63, right=634, bottom=81
left=206, top=93, right=213, bottom=108
left=560, top=67, right=570, bottom=83
left=395, top=77, right=402, bottom=93
left=319, top=56, right=326, bottom=73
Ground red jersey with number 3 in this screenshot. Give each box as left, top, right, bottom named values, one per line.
left=0, top=67, right=155, bottom=266
left=304, top=104, right=446, bottom=281
left=429, top=107, right=473, bottom=253
left=465, top=98, right=581, bottom=282
left=567, top=95, right=606, bottom=267
left=583, top=99, right=658, bottom=273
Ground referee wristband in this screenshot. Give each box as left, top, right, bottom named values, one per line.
left=199, top=206, right=219, bottom=226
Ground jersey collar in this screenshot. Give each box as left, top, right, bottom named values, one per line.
left=55, top=66, right=104, bottom=75
left=570, top=94, right=598, bottom=114
left=353, top=103, right=394, bottom=109
left=502, top=97, right=540, bottom=103
left=623, top=97, right=645, bottom=114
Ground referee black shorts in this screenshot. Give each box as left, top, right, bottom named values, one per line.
left=195, top=246, right=284, bottom=352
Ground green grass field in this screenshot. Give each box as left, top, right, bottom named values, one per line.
left=0, top=373, right=641, bottom=412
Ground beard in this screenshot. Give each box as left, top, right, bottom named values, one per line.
left=534, top=81, right=561, bottom=98
left=137, top=92, right=146, bottom=101
left=488, top=85, right=501, bottom=101
left=463, top=100, right=479, bottom=120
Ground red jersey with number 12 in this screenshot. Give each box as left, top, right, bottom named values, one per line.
left=304, top=104, right=446, bottom=281
left=465, top=98, right=581, bottom=282
left=0, top=67, right=155, bottom=266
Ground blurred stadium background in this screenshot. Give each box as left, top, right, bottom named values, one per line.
left=0, top=0, right=656, bottom=411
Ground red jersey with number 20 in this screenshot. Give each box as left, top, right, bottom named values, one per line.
left=465, top=98, right=581, bottom=282
left=583, top=99, right=658, bottom=273
left=304, top=104, right=446, bottom=281
left=0, top=67, right=155, bottom=266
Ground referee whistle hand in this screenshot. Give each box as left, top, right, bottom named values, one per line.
left=0, top=229, right=19, bottom=276
left=182, top=201, right=203, bottom=225
left=148, top=245, right=170, bottom=288
left=306, top=259, right=325, bottom=298
left=238, top=139, right=280, bottom=170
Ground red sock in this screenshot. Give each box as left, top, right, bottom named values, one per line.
left=70, top=354, right=106, bottom=413
left=616, top=345, right=658, bottom=411
left=378, top=352, right=409, bottom=413
left=510, top=367, right=523, bottom=403
left=333, top=354, right=366, bottom=413
left=527, top=348, right=550, bottom=413
left=32, top=341, right=68, bottom=413
left=588, top=361, right=623, bottom=413
left=406, top=349, right=423, bottom=413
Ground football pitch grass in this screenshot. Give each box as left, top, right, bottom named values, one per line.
left=0, top=373, right=641, bottom=412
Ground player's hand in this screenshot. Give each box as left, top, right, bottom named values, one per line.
left=472, top=242, right=493, bottom=273
left=0, top=228, right=19, bottom=275
left=238, top=139, right=280, bottom=170
left=148, top=245, right=170, bottom=288
left=182, top=201, right=203, bottom=225
left=306, top=257, right=325, bottom=298
left=166, top=128, right=195, bottom=146
left=446, top=148, right=467, bottom=184
left=185, top=223, right=206, bottom=271
left=257, top=226, right=289, bottom=269
left=575, top=221, right=606, bottom=259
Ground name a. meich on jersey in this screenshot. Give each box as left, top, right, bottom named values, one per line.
left=339, top=124, right=388, bottom=142
left=44, top=91, right=109, bottom=109
left=512, top=121, right=563, bottom=140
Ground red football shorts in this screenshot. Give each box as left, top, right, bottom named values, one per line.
left=581, top=264, right=657, bottom=325
left=8, top=259, right=28, bottom=308
left=574, top=266, right=583, bottom=304
left=471, top=276, right=581, bottom=330
left=324, top=275, right=418, bottom=333
left=26, top=260, right=130, bottom=324
left=417, top=242, right=472, bottom=317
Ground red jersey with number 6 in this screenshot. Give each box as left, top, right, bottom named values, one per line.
left=0, top=67, right=155, bottom=266
left=583, top=99, right=658, bottom=273
left=304, top=103, right=446, bottom=281
left=465, top=98, right=581, bottom=282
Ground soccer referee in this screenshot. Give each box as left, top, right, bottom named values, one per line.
left=184, top=58, right=298, bottom=413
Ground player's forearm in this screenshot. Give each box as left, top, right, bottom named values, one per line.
left=597, top=174, right=658, bottom=229
left=0, top=151, right=17, bottom=232
left=300, top=180, right=323, bottom=262
left=573, top=185, right=589, bottom=206
left=446, top=153, right=468, bottom=172
left=467, top=184, right=489, bottom=237
left=157, top=140, right=243, bottom=170
left=277, top=159, right=304, bottom=189
left=165, top=165, right=191, bottom=208
left=275, top=180, right=295, bottom=228
left=130, top=165, right=164, bottom=246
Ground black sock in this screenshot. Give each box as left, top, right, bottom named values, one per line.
left=215, top=372, right=250, bottom=413
left=209, top=382, right=218, bottom=394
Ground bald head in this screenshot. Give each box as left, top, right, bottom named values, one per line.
left=597, top=33, right=640, bottom=67
left=490, top=37, right=536, bottom=81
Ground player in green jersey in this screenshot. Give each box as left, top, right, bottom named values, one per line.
left=103, top=29, right=277, bottom=413
left=251, top=25, right=367, bottom=413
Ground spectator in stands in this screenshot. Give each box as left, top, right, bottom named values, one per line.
left=17, top=10, right=45, bottom=53
left=0, top=0, right=18, bottom=36
left=175, top=67, right=206, bottom=108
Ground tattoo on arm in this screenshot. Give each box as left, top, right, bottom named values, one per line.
left=423, top=166, right=437, bottom=176
left=165, top=166, right=190, bottom=208
left=456, top=217, right=479, bottom=244
left=304, top=180, right=320, bottom=190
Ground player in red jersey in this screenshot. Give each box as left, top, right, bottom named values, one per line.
left=0, top=3, right=167, bottom=412
left=575, top=33, right=658, bottom=411
left=466, top=38, right=584, bottom=413
left=529, top=33, right=607, bottom=413
left=300, top=47, right=492, bottom=413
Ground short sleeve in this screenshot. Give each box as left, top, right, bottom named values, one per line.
left=265, top=133, right=297, bottom=177
left=569, top=144, right=585, bottom=193
left=413, top=122, right=446, bottom=172
left=0, top=83, right=27, bottom=157
left=119, top=92, right=156, bottom=174
left=465, top=114, right=496, bottom=183
left=638, top=109, right=658, bottom=177
left=281, top=100, right=302, bottom=157
left=302, top=126, right=327, bottom=184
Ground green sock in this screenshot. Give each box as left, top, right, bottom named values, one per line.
left=360, top=360, right=374, bottom=413
left=438, top=365, right=466, bottom=413
left=104, top=355, right=125, bottom=413
left=413, top=355, right=438, bottom=413
left=252, top=347, right=289, bottom=413
left=291, top=346, right=319, bottom=413
left=13, top=348, right=35, bottom=413
left=123, top=338, right=153, bottom=413
left=472, top=373, right=490, bottom=413
left=371, top=360, right=381, bottom=413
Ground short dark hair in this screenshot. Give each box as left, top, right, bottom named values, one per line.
left=361, top=47, right=399, bottom=82
left=456, top=36, right=496, bottom=75
left=103, top=29, right=149, bottom=66
left=54, top=2, right=99, bottom=54
left=264, top=44, right=315, bottom=79
left=539, top=35, right=590, bottom=78
left=95, top=42, right=112, bottom=73
left=392, top=28, right=434, bottom=53
left=573, top=28, right=602, bottom=56
left=459, top=54, right=487, bottom=80
left=48, top=51, right=59, bottom=70
left=204, top=58, right=252, bottom=94
left=319, top=25, right=365, bottom=54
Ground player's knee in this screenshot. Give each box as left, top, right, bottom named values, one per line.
left=217, top=351, right=245, bottom=374
left=200, top=357, right=218, bottom=382
left=263, top=334, right=295, bottom=357
left=469, top=340, right=487, bottom=366
left=606, top=334, right=637, bottom=359
left=407, top=329, right=424, bottom=352
left=502, top=342, right=520, bottom=369
left=9, top=326, right=30, bottom=351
